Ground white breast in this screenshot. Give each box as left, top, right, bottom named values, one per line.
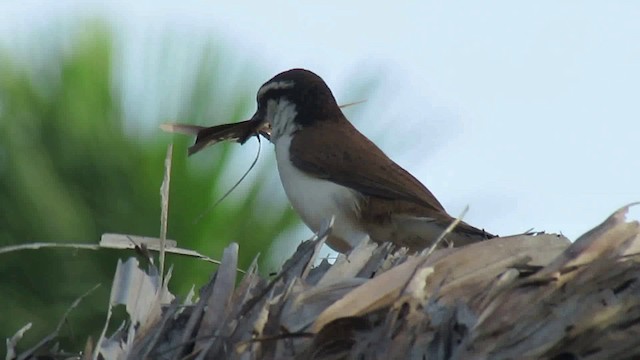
left=274, top=134, right=369, bottom=249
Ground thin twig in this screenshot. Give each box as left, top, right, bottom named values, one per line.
left=396, top=206, right=470, bottom=299
left=339, top=99, right=367, bottom=108
left=194, top=136, right=263, bottom=224
left=0, top=241, right=234, bottom=269
left=0, top=242, right=101, bottom=255
left=421, top=205, right=469, bottom=258
left=160, top=144, right=173, bottom=280
left=17, top=284, right=101, bottom=360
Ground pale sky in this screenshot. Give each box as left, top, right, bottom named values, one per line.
left=2, top=1, right=639, bottom=258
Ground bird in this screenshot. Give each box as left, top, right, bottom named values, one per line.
left=171, top=68, right=493, bottom=253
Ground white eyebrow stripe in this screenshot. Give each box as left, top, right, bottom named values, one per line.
left=257, top=80, right=294, bottom=99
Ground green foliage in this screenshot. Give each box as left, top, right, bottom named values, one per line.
left=0, top=26, right=298, bottom=351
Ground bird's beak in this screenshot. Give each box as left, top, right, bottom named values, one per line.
left=240, top=111, right=270, bottom=143
left=248, top=110, right=268, bottom=128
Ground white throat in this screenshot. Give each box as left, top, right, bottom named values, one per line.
left=274, top=133, right=368, bottom=252
left=267, top=99, right=299, bottom=141
left=267, top=98, right=369, bottom=251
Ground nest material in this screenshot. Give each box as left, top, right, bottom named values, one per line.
left=8, top=205, right=640, bottom=360
left=114, top=205, right=640, bottom=360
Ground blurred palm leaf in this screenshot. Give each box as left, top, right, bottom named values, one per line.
left=0, top=24, right=298, bottom=350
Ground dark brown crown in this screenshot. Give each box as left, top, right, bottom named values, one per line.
left=257, top=69, right=344, bottom=125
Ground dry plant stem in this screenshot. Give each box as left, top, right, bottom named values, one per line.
left=94, top=286, right=116, bottom=360
left=159, top=144, right=173, bottom=281
left=0, top=242, right=101, bottom=254
left=16, top=203, right=640, bottom=359
left=6, top=323, right=33, bottom=360
left=193, top=136, right=263, bottom=224
left=338, top=99, right=367, bottom=108
left=194, top=243, right=240, bottom=359
left=422, top=205, right=469, bottom=258
left=15, top=284, right=100, bottom=360
left=0, top=239, right=231, bottom=269
left=140, top=302, right=181, bottom=359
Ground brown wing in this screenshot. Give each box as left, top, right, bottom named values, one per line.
left=289, top=119, right=446, bottom=213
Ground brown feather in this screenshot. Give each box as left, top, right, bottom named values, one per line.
left=288, top=118, right=493, bottom=250
left=289, top=119, right=446, bottom=212
left=361, top=197, right=493, bottom=249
